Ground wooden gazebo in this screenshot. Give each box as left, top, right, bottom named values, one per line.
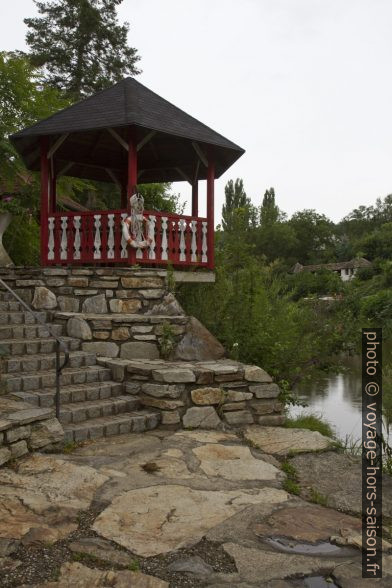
left=10, top=78, right=244, bottom=270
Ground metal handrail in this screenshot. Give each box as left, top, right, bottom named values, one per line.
left=0, top=278, right=69, bottom=419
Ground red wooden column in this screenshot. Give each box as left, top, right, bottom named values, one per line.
left=50, top=172, right=57, bottom=212
left=127, top=132, right=138, bottom=210
left=40, top=137, right=49, bottom=265
left=206, top=160, right=215, bottom=269
left=192, top=181, right=199, bottom=217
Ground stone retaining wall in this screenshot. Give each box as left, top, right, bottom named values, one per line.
left=54, top=312, right=188, bottom=360
left=0, top=267, right=169, bottom=313
left=0, top=399, right=64, bottom=466
left=98, top=358, right=285, bottom=428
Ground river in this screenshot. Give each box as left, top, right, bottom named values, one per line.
left=288, top=346, right=391, bottom=445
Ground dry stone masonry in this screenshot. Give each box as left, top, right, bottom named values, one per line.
left=0, top=266, right=285, bottom=464
left=98, top=357, right=284, bottom=428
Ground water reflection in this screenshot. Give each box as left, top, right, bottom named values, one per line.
left=288, top=352, right=390, bottom=444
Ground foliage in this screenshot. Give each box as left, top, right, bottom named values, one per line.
left=309, top=487, right=328, bottom=506
left=25, top=0, right=140, bottom=99
left=0, top=51, right=69, bottom=197
left=281, top=460, right=300, bottom=495
left=178, top=243, right=351, bottom=388
left=287, top=209, right=335, bottom=264
left=282, top=478, right=301, bottom=495
left=137, top=183, right=185, bottom=215
left=260, top=187, right=281, bottom=226
left=288, top=269, right=343, bottom=301
left=158, top=322, right=176, bottom=360
left=221, top=178, right=255, bottom=232
left=284, top=414, right=334, bottom=438
left=3, top=214, right=40, bottom=266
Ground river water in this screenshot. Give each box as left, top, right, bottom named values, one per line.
left=288, top=347, right=391, bottom=444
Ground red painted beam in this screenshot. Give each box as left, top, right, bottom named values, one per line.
left=40, top=137, right=49, bottom=265
left=206, top=160, right=215, bottom=270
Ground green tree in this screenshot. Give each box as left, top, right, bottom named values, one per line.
left=288, top=209, right=335, bottom=264
left=222, top=179, right=255, bottom=231
left=0, top=51, right=68, bottom=191
left=25, top=0, right=140, bottom=99
left=260, top=187, right=280, bottom=227
left=355, top=222, right=392, bottom=261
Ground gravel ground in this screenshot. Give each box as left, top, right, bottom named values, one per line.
left=0, top=506, right=236, bottom=588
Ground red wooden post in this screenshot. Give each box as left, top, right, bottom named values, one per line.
left=127, top=132, right=137, bottom=209
left=40, top=137, right=49, bottom=265
left=206, top=160, right=215, bottom=269
left=192, top=181, right=198, bottom=217
left=50, top=173, right=57, bottom=212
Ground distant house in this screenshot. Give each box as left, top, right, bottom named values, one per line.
left=291, top=258, right=372, bottom=282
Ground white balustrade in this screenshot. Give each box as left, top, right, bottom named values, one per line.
left=202, top=221, right=208, bottom=263
left=48, top=217, right=55, bottom=260
left=60, top=216, right=68, bottom=260
left=73, top=216, right=81, bottom=260
left=161, top=217, right=168, bottom=260
left=179, top=218, right=187, bottom=261
left=47, top=211, right=208, bottom=266
left=107, top=214, right=115, bottom=259
left=120, top=213, right=128, bottom=258
left=93, top=214, right=102, bottom=259
left=148, top=215, right=156, bottom=260
left=190, top=220, right=197, bottom=262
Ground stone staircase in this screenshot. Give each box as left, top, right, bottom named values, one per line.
left=0, top=292, right=160, bottom=443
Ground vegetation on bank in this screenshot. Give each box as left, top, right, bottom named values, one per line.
left=178, top=185, right=392, bottom=390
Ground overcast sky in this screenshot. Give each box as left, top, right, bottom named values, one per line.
left=1, top=0, right=392, bottom=223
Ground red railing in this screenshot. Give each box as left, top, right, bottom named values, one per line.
left=44, top=209, right=210, bottom=267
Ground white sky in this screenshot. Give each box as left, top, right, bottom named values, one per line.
left=1, top=0, right=392, bottom=223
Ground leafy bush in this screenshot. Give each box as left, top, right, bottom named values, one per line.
left=3, top=214, right=40, bottom=266
left=289, top=269, right=344, bottom=301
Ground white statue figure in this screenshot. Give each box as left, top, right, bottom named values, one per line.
left=122, top=193, right=152, bottom=249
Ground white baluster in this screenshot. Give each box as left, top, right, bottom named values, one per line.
left=148, top=215, right=156, bottom=260
left=202, top=221, right=208, bottom=263
left=107, top=214, right=115, bottom=259
left=60, top=216, right=68, bottom=260
left=93, top=214, right=102, bottom=259
left=179, top=218, right=186, bottom=261
left=161, top=217, right=168, bottom=260
left=190, top=220, right=197, bottom=262
left=48, top=217, right=55, bottom=260
left=121, top=213, right=128, bottom=258
left=73, top=216, right=81, bottom=260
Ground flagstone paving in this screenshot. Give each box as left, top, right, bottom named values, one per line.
left=0, top=427, right=391, bottom=587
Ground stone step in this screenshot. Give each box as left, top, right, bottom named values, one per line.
left=0, top=289, right=33, bottom=303
left=0, top=301, right=24, bottom=312
left=4, top=350, right=97, bottom=374
left=0, top=323, right=63, bottom=340
left=0, top=310, right=48, bottom=325
left=63, top=410, right=161, bottom=442
left=20, top=380, right=124, bottom=407
left=2, top=365, right=112, bottom=393
left=0, top=336, right=80, bottom=356
left=60, top=394, right=139, bottom=425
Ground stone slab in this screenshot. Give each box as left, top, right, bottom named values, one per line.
left=93, top=484, right=286, bottom=557
left=193, top=443, right=280, bottom=481
left=244, top=426, right=334, bottom=456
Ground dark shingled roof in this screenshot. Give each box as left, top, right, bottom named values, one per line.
left=10, top=78, right=245, bottom=184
